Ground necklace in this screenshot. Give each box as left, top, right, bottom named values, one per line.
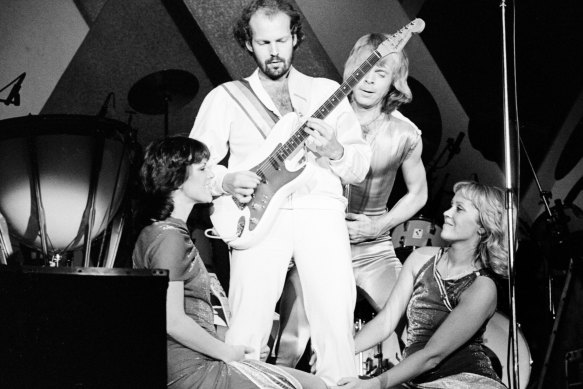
left=360, top=113, right=386, bottom=146
left=439, top=249, right=481, bottom=280
left=360, top=112, right=384, bottom=133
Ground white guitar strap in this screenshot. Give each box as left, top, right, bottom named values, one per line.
left=221, top=80, right=279, bottom=139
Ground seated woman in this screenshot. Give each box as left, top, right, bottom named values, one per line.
left=132, top=136, right=326, bottom=389
left=337, top=181, right=509, bottom=388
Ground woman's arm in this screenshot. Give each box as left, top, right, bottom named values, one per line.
left=354, top=248, right=435, bottom=353
left=372, top=275, right=498, bottom=388
left=166, top=281, right=250, bottom=362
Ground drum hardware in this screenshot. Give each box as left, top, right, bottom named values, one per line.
left=97, top=92, right=115, bottom=117
left=49, top=253, right=63, bottom=267
left=0, top=212, right=13, bottom=265
left=392, top=216, right=445, bottom=249
left=392, top=217, right=446, bottom=262
left=28, top=135, right=50, bottom=258
left=565, top=348, right=583, bottom=387
left=355, top=318, right=388, bottom=377
left=536, top=258, right=576, bottom=389
left=128, top=69, right=199, bottom=137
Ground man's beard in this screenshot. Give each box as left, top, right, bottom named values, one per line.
left=259, top=55, right=292, bottom=80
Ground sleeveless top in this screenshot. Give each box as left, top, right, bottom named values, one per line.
left=403, top=249, right=502, bottom=384
left=346, top=111, right=421, bottom=217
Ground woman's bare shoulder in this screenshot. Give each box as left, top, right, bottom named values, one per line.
left=403, top=246, right=441, bottom=274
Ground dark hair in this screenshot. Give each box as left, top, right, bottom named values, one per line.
left=138, top=136, right=210, bottom=223
left=343, top=33, right=412, bottom=114
left=233, top=0, right=305, bottom=51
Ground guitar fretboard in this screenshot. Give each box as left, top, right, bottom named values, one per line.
left=274, top=50, right=383, bottom=162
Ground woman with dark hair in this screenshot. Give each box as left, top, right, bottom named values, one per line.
left=132, top=136, right=326, bottom=389
left=337, top=181, right=509, bottom=389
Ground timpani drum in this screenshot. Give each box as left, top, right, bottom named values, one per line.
left=0, top=115, right=132, bottom=254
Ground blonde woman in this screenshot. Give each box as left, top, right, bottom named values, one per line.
left=337, top=181, right=509, bottom=388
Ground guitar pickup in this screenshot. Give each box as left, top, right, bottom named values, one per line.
left=269, top=159, right=280, bottom=171
left=256, top=171, right=268, bottom=184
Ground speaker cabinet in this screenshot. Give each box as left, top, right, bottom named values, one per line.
left=0, top=266, right=168, bottom=388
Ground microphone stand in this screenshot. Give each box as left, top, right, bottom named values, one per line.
left=500, top=1, right=520, bottom=388
left=518, top=134, right=556, bottom=314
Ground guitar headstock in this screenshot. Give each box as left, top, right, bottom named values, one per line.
left=376, top=18, right=425, bottom=58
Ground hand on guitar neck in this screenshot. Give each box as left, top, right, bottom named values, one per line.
left=222, top=171, right=262, bottom=204
left=304, top=118, right=345, bottom=161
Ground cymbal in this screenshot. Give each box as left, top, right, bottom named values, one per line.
left=128, top=69, right=199, bottom=115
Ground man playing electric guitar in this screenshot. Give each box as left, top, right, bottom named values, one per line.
left=189, top=0, right=371, bottom=385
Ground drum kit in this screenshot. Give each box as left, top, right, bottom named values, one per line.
left=0, top=69, right=199, bottom=267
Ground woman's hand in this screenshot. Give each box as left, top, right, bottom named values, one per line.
left=335, top=376, right=381, bottom=389
left=225, top=344, right=254, bottom=362
left=346, top=213, right=380, bottom=244
left=259, top=344, right=270, bottom=361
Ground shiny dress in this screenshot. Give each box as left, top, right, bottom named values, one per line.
left=402, top=249, right=506, bottom=388
left=132, top=217, right=301, bottom=389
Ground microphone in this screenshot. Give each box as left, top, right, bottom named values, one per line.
left=0, top=72, right=26, bottom=106
left=445, top=132, right=465, bottom=164
left=97, top=92, right=115, bottom=117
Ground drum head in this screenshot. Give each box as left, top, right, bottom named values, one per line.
left=0, top=115, right=132, bottom=252
left=483, top=312, right=532, bottom=389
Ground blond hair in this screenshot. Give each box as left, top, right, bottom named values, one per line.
left=453, top=181, right=510, bottom=278
left=343, top=33, right=412, bottom=114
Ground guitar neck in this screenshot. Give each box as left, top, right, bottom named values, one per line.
left=277, top=50, right=383, bottom=160
left=275, top=18, right=425, bottom=161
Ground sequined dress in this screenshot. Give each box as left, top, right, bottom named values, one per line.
left=133, top=217, right=300, bottom=389
left=402, top=249, right=506, bottom=387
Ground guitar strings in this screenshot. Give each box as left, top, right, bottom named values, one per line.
left=251, top=51, right=382, bottom=186
left=252, top=21, right=419, bottom=178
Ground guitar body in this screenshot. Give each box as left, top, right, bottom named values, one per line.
left=210, top=113, right=314, bottom=249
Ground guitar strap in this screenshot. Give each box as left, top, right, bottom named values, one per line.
left=221, top=80, right=279, bottom=139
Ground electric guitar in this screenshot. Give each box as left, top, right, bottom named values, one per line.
left=210, top=19, right=425, bottom=249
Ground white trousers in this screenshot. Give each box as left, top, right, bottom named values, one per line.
left=276, top=235, right=404, bottom=370
left=225, top=208, right=357, bottom=385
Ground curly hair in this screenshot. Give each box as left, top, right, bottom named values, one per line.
left=233, top=0, right=305, bottom=52
left=453, top=181, right=510, bottom=278
left=343, top=33, right=412, bottom=114
left=138, top=136, right=210, bottom=223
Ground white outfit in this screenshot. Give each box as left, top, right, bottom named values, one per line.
left=190, top=67, right=371, bottom=385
